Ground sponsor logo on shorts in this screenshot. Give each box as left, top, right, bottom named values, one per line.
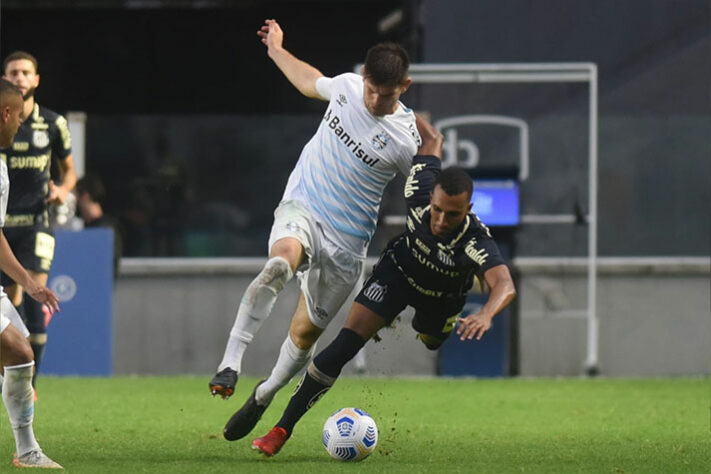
left=371, top=131, right=391, bottom=150
left=314, top=306, right=329, bottom=321
left=363, top=281, right=387, bottom=303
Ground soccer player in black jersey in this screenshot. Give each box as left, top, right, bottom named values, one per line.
left=246, top=117, right=517, bottom=456
left=0, top=51, right=77, bottom=392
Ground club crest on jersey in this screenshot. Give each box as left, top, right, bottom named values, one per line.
left=371, top=131, right=391, bottom=150
left=336, top=94, right=347, bottom=106
left=286, top=221, right=301, bottom=233
left=437, top=249, right=455, bottom=266
left=363, top=281, right=387, bottom=303
left=32, top=131, right=49, bottom=148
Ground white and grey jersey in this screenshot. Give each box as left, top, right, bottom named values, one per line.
left=0, top=160, right=8, bottom=294
left=281, top=72, right=421, bottom=257
left=0, top=159, right=8, bottom=228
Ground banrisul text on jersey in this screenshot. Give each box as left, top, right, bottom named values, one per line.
left=323, top=108, right=379, bottom=167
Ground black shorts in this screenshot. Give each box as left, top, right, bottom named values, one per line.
left=354, top=255, right=465, bottom=341
left=0, top=222, right=55, bottom=286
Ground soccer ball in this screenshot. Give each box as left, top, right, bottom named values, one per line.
left=322, top=407, right=378, bottom=461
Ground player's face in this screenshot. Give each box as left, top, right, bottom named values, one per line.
left=362, top=77, right=411, bottom=117
left=429, top=185, right=472, bottom=237
left=3, top=59, right=39, bottom=101
left=0, top=93, right=24, bottom=148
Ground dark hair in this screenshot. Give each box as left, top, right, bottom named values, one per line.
left=363, top=42, right=409, bottom=86
left=0, top=78, right=22, bottom=98
left=435, top=166, right=473, bottom=199
left=76, top=174, right=106, bottom=205
left=3, top=51, right=38, bottom=75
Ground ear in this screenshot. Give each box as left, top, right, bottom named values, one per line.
left=33, top=73, right=40, bottom=88
left=400, top=77, right=412, bottom=93
left=360, top=65, right=366, bottom=77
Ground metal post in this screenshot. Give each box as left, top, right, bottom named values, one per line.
left=585, top=65, right=599, bottom=375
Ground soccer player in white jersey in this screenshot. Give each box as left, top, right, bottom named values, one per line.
left=211, top=19, right=423, bottom=441
left=0, top=79, right=62, bottom=469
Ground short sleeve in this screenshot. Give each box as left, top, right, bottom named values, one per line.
left=394, top=111, right=421, bottom=177
left=464, top=234, right=506, bottom=273
left=315, top=76, right=334, bottom=100
left=0, top=160, right=8, bottom=227
left=52, top=115, right=72, bottom=160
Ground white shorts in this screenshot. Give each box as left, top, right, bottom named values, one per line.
left=268, top=200, right=364, bottom=329
left=1, top=291, right=30, bottom=337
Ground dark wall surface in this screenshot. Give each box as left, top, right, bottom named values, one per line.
left=419, top=0, right=710, bottom=256
left=0, top=1, right=409, bottom=114
left=1, top=0, right=707, bottom=256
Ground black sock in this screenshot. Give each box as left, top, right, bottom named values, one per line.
left=30, top=341, right=46, bottom=387
left=276, top=370, right=330, bottom=435
left=276, top=329, right=366, bottom=435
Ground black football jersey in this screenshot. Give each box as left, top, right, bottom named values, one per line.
left=385, top=155, right=505, bottom=298
left=0, top=103, right=72, bottom=216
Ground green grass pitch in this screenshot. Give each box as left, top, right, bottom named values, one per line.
left=4, top=376, right=708, bottom=473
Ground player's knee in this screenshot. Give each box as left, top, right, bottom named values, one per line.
left=258, top=257, right=294, bottom=293
left=245, top=257, right=294, bottom=303
left=1, top=330, right=34, bottom=364
left=289, top=332, right=315, bottom=351
left=17, top=341, right=34, bottom=363
left=289, top=321, right=322, bottom=350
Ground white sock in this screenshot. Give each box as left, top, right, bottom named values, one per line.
left=255, top=335, right=314, bottom=406
left=3, top=362, right=40, bottom=456
left=218, top=258, right=293, bottom=373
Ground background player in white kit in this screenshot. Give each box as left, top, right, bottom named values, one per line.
left=0, top=78, right=62, bottom=469
left=211, top=19, right=423, bottom=440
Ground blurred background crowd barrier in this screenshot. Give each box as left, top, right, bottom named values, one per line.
left=2, top=0, right=708, bottom=376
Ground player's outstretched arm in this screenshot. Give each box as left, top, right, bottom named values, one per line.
left=257, top=19, right=325, bottom=100
left=456, top=264, right=516, bottom=341
left=415, top=114, right=443, bottom=158
left=0, top=229, right=60, bottom=314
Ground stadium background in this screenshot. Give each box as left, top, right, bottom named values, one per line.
left=0, top=0, right=708, bottom=377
